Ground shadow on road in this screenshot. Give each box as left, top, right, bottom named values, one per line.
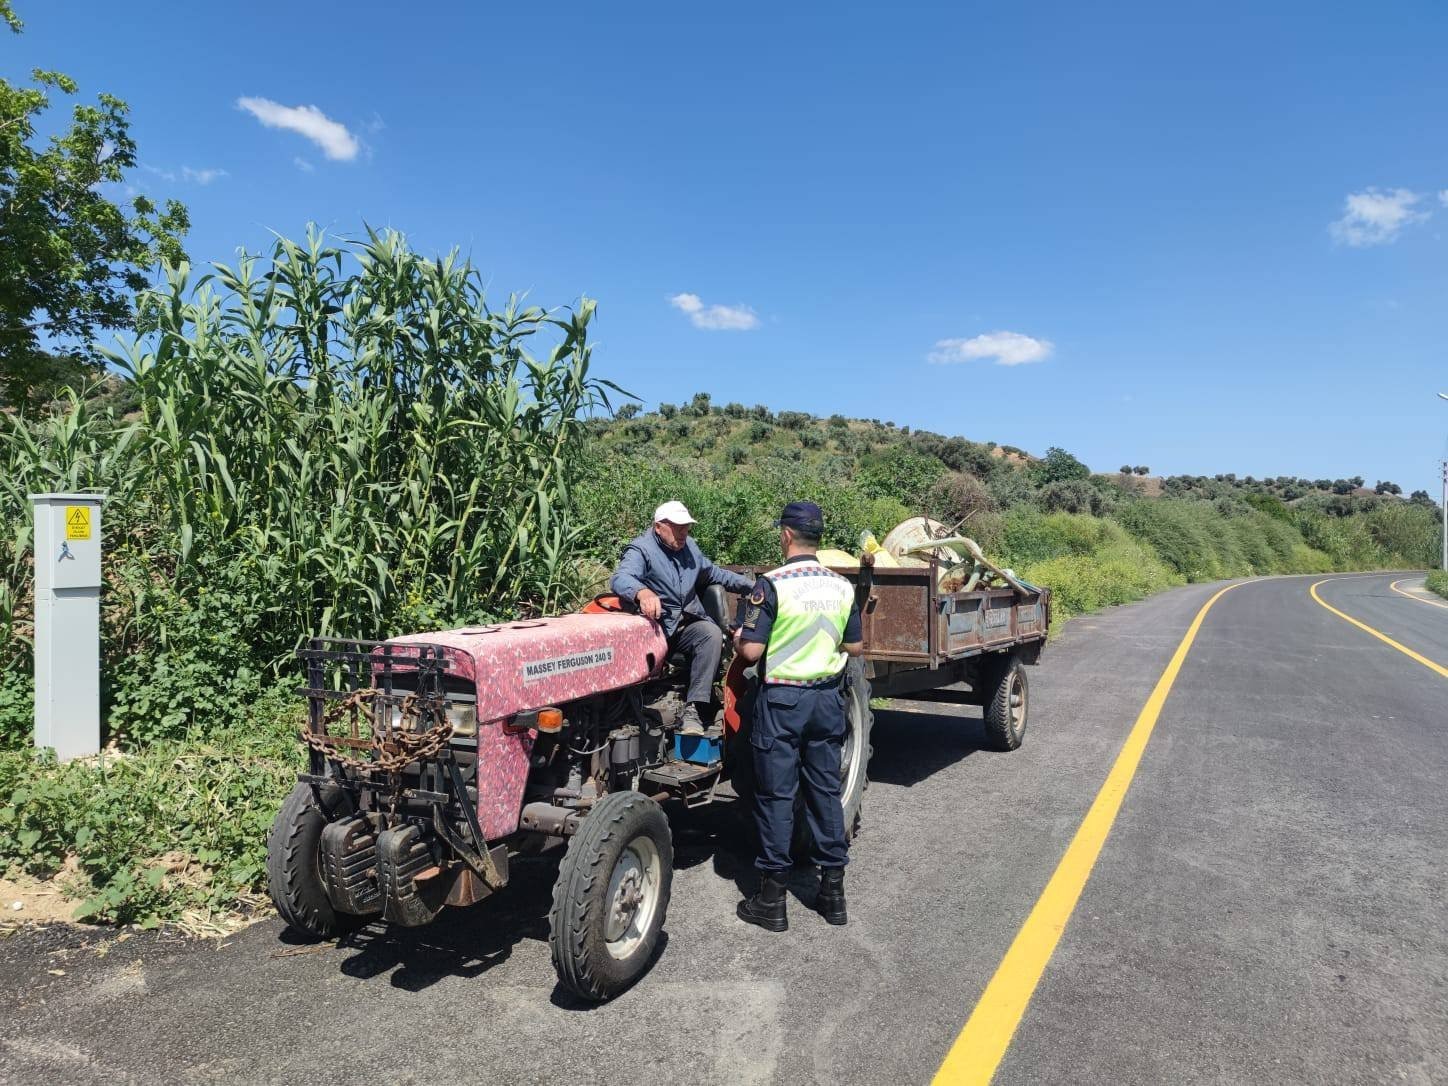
left=868, top=703, right=987, bottom=787
left=284, top=857, right=560, bottom=993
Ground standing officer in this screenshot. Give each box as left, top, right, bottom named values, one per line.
left=733, top=501, right=863, bottom=932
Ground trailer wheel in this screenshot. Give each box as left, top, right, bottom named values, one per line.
left=549, top=790, right=673, bottom=1002
left=982, top=654, right=1028, bottom=752
left=266, top=781, right=365, bottom=939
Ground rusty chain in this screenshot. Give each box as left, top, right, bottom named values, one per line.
left=301, top=688, right=455, bottom=774
left=302, top=687, right=503, bottom=887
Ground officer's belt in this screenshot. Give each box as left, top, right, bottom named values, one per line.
left=762, top=672, right=843, bottom=689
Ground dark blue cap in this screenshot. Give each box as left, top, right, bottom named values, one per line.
left=775, top=500, right=824, bottom=533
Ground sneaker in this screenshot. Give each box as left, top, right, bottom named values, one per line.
left=677, top=703, right=706, bottom=736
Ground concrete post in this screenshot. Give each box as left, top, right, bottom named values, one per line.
left=30, top=493, right=106, bottom=761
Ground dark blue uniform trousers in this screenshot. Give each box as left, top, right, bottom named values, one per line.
left=752, top=680, right=849, bottom=873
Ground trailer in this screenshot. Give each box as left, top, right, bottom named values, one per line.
left=725, top=554, right=1051, bottom=752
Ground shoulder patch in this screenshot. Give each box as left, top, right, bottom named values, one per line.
left=749, top=585, right=766, bottom=605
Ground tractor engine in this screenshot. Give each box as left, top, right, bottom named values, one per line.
left=385, top=613, right=671, bottom=840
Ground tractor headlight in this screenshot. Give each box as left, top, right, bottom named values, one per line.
left=379, top=703, right=404, bottom=733
left=446, top=697, right=478, bottom=737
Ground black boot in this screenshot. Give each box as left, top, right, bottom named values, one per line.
left=815, top=867, right=847, bottom=926
left=737, top=874, right=788, bottom=932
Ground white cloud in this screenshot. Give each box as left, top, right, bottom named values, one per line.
left=1329, top=187, right=1428, bottom=247
left=236, top=97, right=360, bottom=161
left=1440, top=189, right=1448, bottom=208
left=293, top=156, right=315, bottom=173
left=668, top=292, right=760, bottom=331
left=928, top=331, right=1053, bottom=366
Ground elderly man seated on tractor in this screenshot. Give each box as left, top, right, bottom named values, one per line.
left=611, top=500, right=754, bottom=735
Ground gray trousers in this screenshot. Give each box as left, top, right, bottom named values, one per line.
left=670, top=617, right=723, bottom=705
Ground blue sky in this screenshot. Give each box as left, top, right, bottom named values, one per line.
left=9, top=1, right=1448, bottom=493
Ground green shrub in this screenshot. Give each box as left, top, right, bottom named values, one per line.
left=1361, top=502, right=1441, bottom=568
left=1117, top=500, right=1230, bottom=580
left=1426, top=570, right=1448, bottom=600
left=0, top=698, right=301, bottom=926
left=1018, top=536, right=1178, bottom=622
left=1001, top=510, right=1124, bottom=565
left=858, top=446, right=945, bottom=507
left=0, top=669, right=29, bottom=749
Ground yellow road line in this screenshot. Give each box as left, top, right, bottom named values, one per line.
left=1310, top=579, right=1448, bottom=679
left=932, top=580, right=1246, bottom=1086
left=1389, top=577, right=1448, bottom=611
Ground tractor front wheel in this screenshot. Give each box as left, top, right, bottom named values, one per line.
left=266, top=781, right=364, bottom=939
left=548, top=790, right=673, bottom=1002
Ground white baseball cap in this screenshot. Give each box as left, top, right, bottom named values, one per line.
left=653, top=500, right=696, bottom=525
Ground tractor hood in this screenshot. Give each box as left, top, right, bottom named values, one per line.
left=386, top=612, right=668, bottom=725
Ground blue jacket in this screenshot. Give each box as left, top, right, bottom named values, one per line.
left=610, top=530, right=754, bottom=637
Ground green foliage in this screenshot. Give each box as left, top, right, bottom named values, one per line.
left=0, top=668, right=28, bottom=749
left=1039, top=478, right=1112, bottom=515
left=1001, top=510, right=1130, bottom=564
left=1018, top=539, right=1178, bottom=623
left=0, top=13, right=189, bottom=407
left=1031, top=446, right=1090, bottom=485
left=0, top=704, right=301, bottom=926
left=575, top=452, right=910, bottom=568
left=1426, top=570, right=1448, bottom=601
left=1, top=227, right=611, bottom=746
left=1358, top=501, right=1442, bottom=568
left=857, top=446, right=944, bottom=507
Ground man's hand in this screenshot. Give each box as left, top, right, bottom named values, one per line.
left=635, top=588, right=662, bottom=621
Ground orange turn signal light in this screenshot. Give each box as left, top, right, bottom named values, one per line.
left=536, top=708, right=564, bottom=733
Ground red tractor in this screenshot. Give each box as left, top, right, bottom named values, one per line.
left=267, top=563, right=1048, bottom=1000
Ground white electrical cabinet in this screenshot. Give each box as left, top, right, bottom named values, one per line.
left=30, top=492, right=106, bottom=761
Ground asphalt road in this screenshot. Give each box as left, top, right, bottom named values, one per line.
left=2, top=572, right=1444, bottom=1085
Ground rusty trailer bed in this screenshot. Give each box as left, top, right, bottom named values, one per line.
left=726, top=558, right=1050, bottom=702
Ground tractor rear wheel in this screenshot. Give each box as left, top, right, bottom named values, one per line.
left=549, top=790, right=673, bottom=1002
left=794, top=655, right=873, bottom=852
left=732, top=657, right=874, bottom=853
left=266, top=781, right=365, bottom=939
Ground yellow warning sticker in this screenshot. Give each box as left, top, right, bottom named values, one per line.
left=65, top=506, right=91, bottom=541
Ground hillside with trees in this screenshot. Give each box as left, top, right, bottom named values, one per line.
left=579, top=393, right=1441, bottom=597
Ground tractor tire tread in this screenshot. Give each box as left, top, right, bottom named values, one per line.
left=266, top=781, right=360, bottom=939
left=548, top=791, right=672, bottom=1003
left=981, top=653, right=1027, bottom=752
